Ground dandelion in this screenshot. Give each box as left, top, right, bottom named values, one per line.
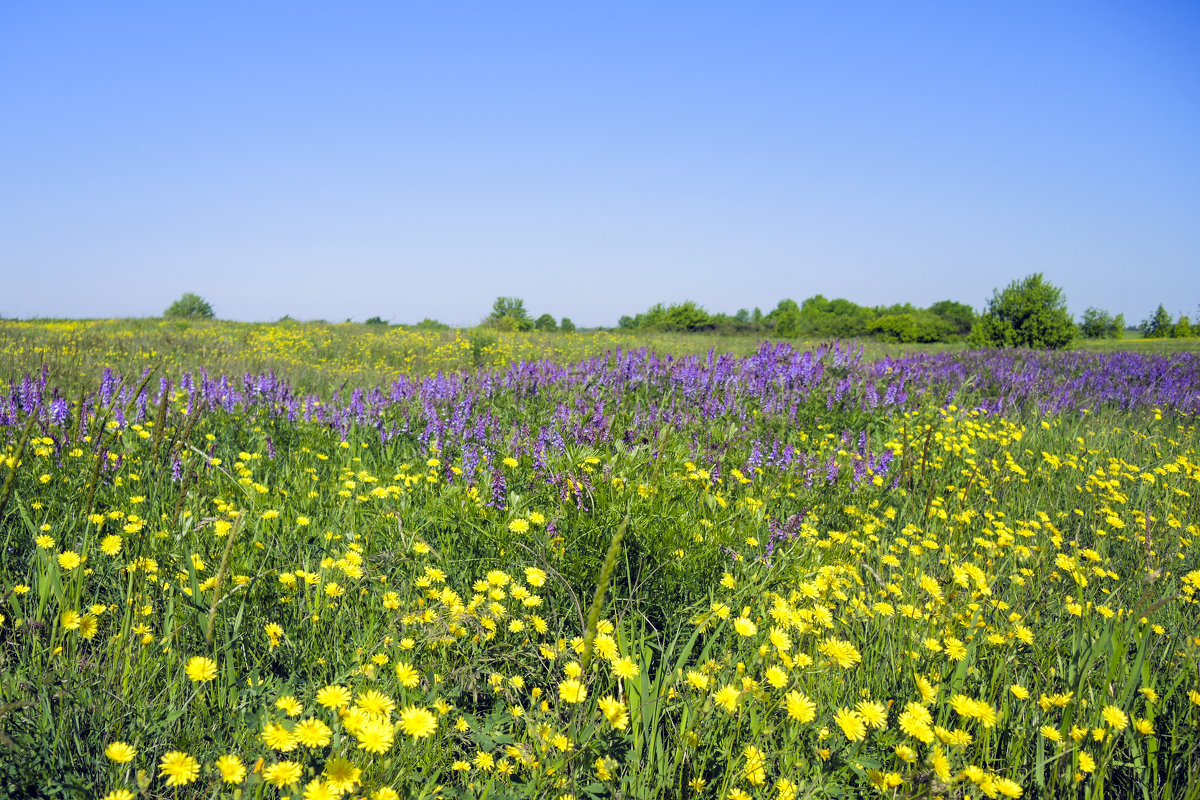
left=36, top=534, right=54, bottom=549
left=316, top=685, right=352, bottom=710
left=834, top=707, right=867, bottom=742
left=395, top=661, right=421, bottom=688
left=184, top=656, right=218, bottom=683
left=612, top=657, right=639, bottom=679
left=100, top=792, right=134, bottom=800
left=1010, top=684, right=1030, bottom=700
left=558, top=679, right=587, bottom=704
left=104, top=741, right=136, bottom=763
left=323, top=757, right=362, bottom=793
left=819, top=638, right=862, bottom=669
left=734, top=616, right=758, bottom=637
left=769, top=626, right=792, bottom=651
left=599, top=696, right=629, bottom=729
left=264, top=760, right=304, bottom=788
left=714, top=684, right=740, bottom=713
left=159, top=751, right=201, bottom=786
left=1134, top=717, right=1154, bottom=735
left=399, top=706, right=438, bottom=739
left=356, top=689, right=396, bottom=717
left=1040, top=725, right=1062, bottom=742
left=303, top=779, right=339, bottom=800
left=1078, top=751, right=1096, bottom=773
left=857, top=700, right=888, bottom=729
left=764, top=665, right=788, bottom=689
left=508, top=519, right=530, bottom=533
left=262, top=722, right=299, bottom=752
left=215, top=754, right=246, bottom=784
left=276, top=696, right=304, bottom=716
left=57, top=551, right=83, bottom=570
left=1101, top=705, right=1129, bottom=731
left=355, top=716, right=394, bottom=754
left=293, top=718, right=333, bottom=747
left=100, top=535, right=122, bottom=556
left=785, top=690, right=816, bottom=723
left=743, top=745, right=767, bottom=786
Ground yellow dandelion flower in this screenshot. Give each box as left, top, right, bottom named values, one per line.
left=104, top=741, right=136, bottom=763
left=216, top=754, right=246, bottom=784
left=159, top=751, right=200, bottom=786
left=184, top=656, right=218, bottom=683
left=399, top=706, right=438, bottom=739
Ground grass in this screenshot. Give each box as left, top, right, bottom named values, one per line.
left=3, top=317, right=1199, bottom=398
left=0, top=331, right=1198, bottom=799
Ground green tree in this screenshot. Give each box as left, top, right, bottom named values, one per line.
left=534, top=313, right=558, bottom=332
left=1079, top=307, right=1123, bottom=339
left=488, top=297, right=533, bottom=331
left=163, top=292, right=214, bottom=319
left=1140, top=304, right=1173, bottom=339
left=559, top=317, right=576, bottom=333
left=970, top=273, right=1075, bottom=349
left=928, top=300, right=976, bottom=337
left=364, top=316, right=388, bottom=326
left=1173, top=315, right=1193, bottom=339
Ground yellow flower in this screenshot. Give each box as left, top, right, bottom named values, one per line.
left=293, top=718, right=333, bottom=747
left=276, top=696, right=304, bottom=716
left=743, top=745, right=767, bottom=786
left=399, top=706, right=438, bottom=739
left=395, top=661, right=421, bottom=688
left=356, top=689, right=396, bottom=717
left=1010, top=684, right=1030, bottom=700
left=159, top=751, right=200, bottom=786
left=57, top=551, right=83, bottom=570
left=354, top=716, right=394, bottom=754
left=184, top=656, right=218, bottom=683
left=316, top=685, right=352, bottom=709
left=508, top=518, right=530, bottom=533
left=100, top=535, right=122, bottom=556
left=611, top=657, right=639, bottom=679
left=323, top=757, right=362, bottom=793
left=36, top=534, right=55, bottom=550
left=1040, top=725, right=1062, bottom=742
left=785, top=690, right=816, bottom=723
left=599, top=696, right=629, bottom=729
left=524, top=567, right=547, bottom=587
left=834, top=707, right=867, bottom=741
left=734, top=616, right=758, bottom=637
left=61, top=609, right=81, bottom=630
left=100, top=792, right=134, bottom=800
left=1134, top=717, right=1154, bottom=735
left=558, top=679, right=587, bottom=704
left=1101, top=705, right=1129, bottom=731
left=819, top=638, right=862, bottom=669
left=764, top=665, right=788, bottom=689
left=216, top=754, right=246, bottom=784
left=104, top=741, right=136, bottom=763
left=262, top=722, right=299, bottom=752
left=713, top=684, right=740, bottom=713
left=263, top=760, right=303, bottom=788
left=1078, top=751, right=1096, bottom=773
left=856, top=700, right=888, bottom=729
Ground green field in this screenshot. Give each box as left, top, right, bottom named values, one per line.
left=1, top=323, right=1198, bottom=799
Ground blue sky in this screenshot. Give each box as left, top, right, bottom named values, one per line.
left=2, top=2, right=1198, bottom=327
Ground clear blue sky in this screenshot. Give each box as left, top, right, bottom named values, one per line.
left=3, top=2, right=1198, bottom=327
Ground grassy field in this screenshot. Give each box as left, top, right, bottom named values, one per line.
left=1, top=328, right=1199, bottom=799
left=3, top=317, right=1198, bottom=398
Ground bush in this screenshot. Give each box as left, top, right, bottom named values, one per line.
left=534, top=313, right=558, bottom=332
left=364, top=316, right=388, bottom=326
left=1079, top=308, right=1124, bottom=339
left=970, top=274, right=1075, bottom=349
left=560, top=317, right=576, bottom=333
left=163, top=293, right=214, bottom=320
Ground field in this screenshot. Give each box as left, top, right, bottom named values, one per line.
left=1, top=323, right=1200, bottom=799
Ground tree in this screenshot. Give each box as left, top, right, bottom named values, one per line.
left=364, top=316, right=388, bottom=326
left=164, top=292, right=214, bottom=319
left=1140, top=305, right=1174, bottom=339
left=928, top=300, right=976, bottom=337
left=970, top=273, right=1075, bottom=349
left=1079, top=308, right=1123, bottom=339
left=534, top=313, right=558, bottom=332
left=1173, top=315, right=1193, bottom=339
left=488, top=297, right=533, bottom=331
left=560, top=317, right=576, bottom=332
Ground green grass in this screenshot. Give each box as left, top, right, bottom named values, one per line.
left=0, top=338, right=1198, bottom=798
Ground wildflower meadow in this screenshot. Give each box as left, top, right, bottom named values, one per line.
left=1, top=337, right=1199, bottom=799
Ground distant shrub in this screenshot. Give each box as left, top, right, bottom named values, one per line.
left=1079, top=308, right=1124, bottom=339
left=163, top=293, right=214, bottom=320
left=559, top=317, right=576, bottom=333
left=971, top=274, right=1075, bottom=349
left=534, top=313, right=558, bottom=332
left=364, top=316, right=388, bottom=326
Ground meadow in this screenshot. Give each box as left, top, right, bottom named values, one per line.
left=1, top=324, right=1199, bottom=800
